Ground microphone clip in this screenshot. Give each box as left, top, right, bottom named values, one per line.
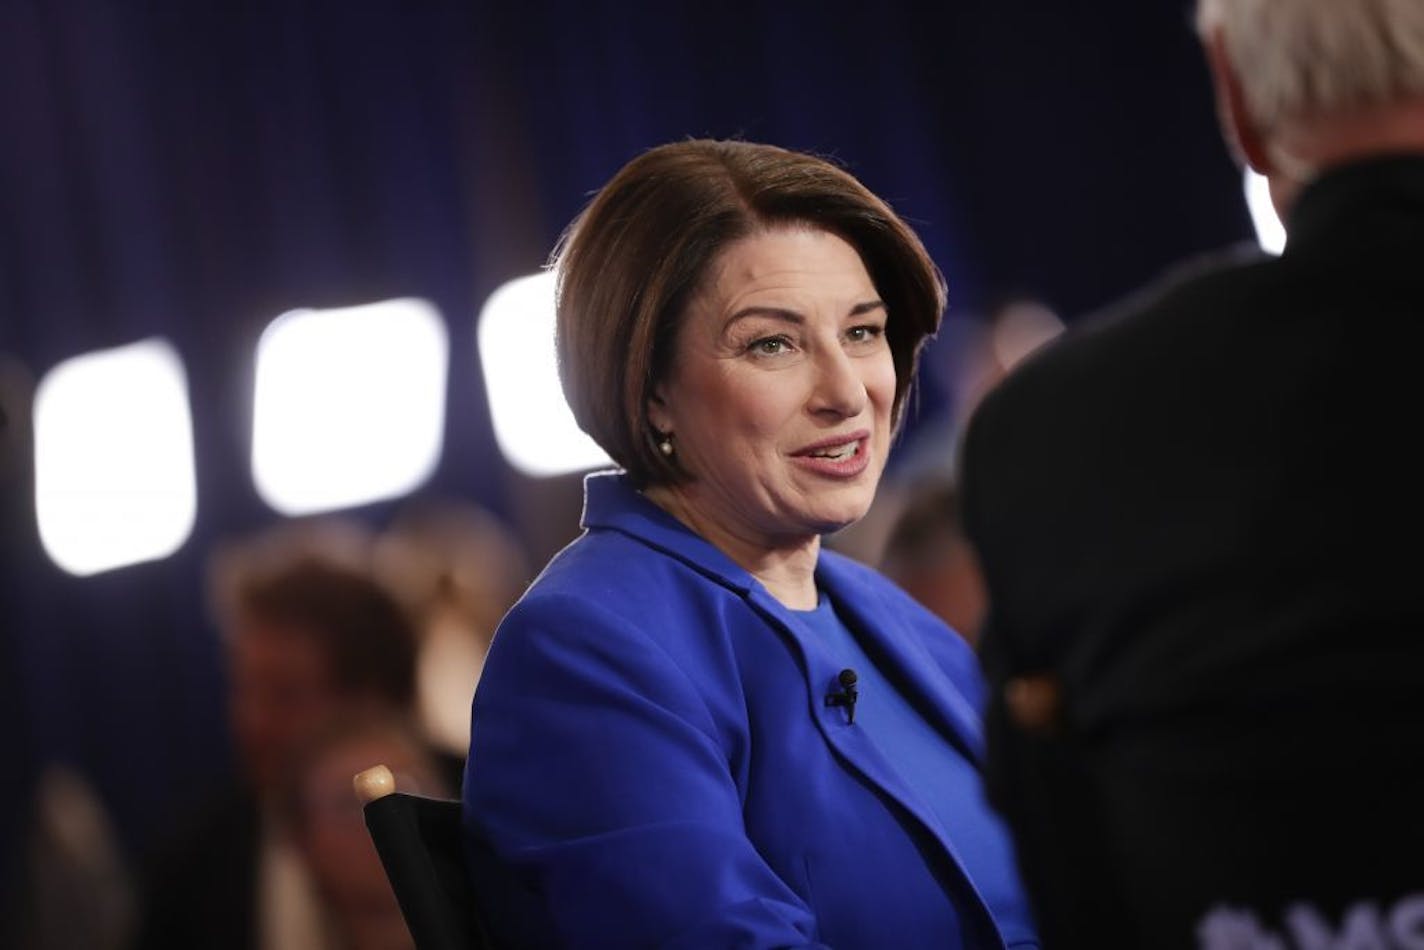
left=824, top=668, right=859, bottom=724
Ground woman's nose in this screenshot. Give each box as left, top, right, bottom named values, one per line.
left=809, top=347, right=867, bottom=418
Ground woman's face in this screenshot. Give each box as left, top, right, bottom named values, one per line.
left=648, top=225, right=896, bottom=552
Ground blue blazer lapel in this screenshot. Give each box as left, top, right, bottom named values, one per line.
left=816, top=556, right=986, bottom=762
left=744, top=582, right=992, bottom=901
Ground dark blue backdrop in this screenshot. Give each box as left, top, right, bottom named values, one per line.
left=0, top=0, right=1248, bottom=909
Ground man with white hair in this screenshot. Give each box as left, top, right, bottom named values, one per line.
left=958, top=1, right=1424, bottom=947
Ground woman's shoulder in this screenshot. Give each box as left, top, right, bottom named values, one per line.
left=527, top=526, right=710, bottom=605
left=497, top=527, right=745, bottom=656
left=477, top=530, right=751, bottom=731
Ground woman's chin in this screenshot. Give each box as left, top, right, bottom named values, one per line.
left=803, top=502, right=873, bottom=538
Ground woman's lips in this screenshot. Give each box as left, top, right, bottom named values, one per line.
left=790, top=431, right=871, bottom=477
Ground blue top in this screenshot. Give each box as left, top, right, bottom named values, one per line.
left=794, top=595, right=1038, bottom=947
left=463, top=472, right=1040, bottom=949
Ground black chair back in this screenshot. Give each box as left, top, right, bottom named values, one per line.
left=356, top=766, right=494, bottom=950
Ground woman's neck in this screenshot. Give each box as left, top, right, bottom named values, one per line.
left=643, top=483, right=821, bottom=610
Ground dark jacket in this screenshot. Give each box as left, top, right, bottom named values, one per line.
left=959, top=156, right=1424, bottom=948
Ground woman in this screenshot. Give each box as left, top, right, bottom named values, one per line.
left=462, top=139, right=1038, bottom=949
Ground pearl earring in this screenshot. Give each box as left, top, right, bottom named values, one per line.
left=658, top=436, right=674, bottom=457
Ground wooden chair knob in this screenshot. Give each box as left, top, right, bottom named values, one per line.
left=353, top=764, right=397, bottom=803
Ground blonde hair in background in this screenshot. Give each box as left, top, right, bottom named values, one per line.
left=1196, top=0, right=1424, bottom=131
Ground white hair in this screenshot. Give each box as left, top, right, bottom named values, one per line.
left=1197, top=0, right=1424, bottom=129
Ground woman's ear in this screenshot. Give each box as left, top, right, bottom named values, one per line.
left=646, top=389, right=673, bottom=436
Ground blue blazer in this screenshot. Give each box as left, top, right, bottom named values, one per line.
left=463, top=473, right=1031, bottom=949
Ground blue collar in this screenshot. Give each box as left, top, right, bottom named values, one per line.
left=580, top=470, right=759, bottom=594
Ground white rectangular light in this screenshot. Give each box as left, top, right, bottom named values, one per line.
left=251, top=298, right=448, bottom=515
left=477, top=271, right=612, bottom=477
left=34, top=338, right=198, bottom=576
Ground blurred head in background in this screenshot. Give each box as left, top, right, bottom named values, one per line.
left=282, top=717, right=447, bottom=950
left=880, top=479, right=987, bottom=644
left=1197, top=0, right=1424, bottom=216
left=374, top=498, right=531, bottom=755
left=211, top=523, right=419, bottom=796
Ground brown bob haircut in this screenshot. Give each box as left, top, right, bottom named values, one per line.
left=553, top=138, right=947, bottom=488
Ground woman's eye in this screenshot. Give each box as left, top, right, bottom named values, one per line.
left=847, top=325, right=884, bottom=343
left=750, top=336, right=789, bottom=355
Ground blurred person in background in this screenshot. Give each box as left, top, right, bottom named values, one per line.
left=889, top=294, right=1064, bottom=494
left=132, top=522, right=427, bottom=950
left=374, top=499, right=531, bottom=758
left=879, top=479, right=987, bottom=646
left=843, top=295, right=1062, bottom=577
left=462, top=139, right=1039, bottom=949
left=282, top=715, right=452, bottom=950
left=958, top=0, right=1424, bottom=945
left=11, top=762, right=135, bottom=950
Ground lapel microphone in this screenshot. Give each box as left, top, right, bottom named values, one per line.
left=825, top=668, right=859, bottom=724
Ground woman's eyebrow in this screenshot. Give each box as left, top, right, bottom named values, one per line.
left=725, top=299, right=884, bottom=328
left=725, top=307, right=804, bottom=328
